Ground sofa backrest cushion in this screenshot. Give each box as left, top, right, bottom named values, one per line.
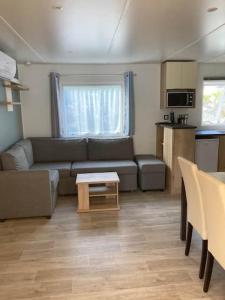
left=16, top=139, right=33, bottom=167
left=31, top=138, right=87, bottom=162
left=1, top=146, right=29, bottom=171
left=88, top=137, right=134, bottom=161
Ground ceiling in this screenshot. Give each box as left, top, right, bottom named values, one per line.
left=1, top=0, right=225, bottom=64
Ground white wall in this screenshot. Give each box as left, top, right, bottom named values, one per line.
left=18, top=62, right=225, bottom=155
left=18, top=63, right=166, bottom=154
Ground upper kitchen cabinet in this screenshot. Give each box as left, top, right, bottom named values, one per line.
left=160, top=61, right=198, bottom=108
left=161, top=61, right=198, bottom=89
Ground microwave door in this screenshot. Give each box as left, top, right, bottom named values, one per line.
left=167, top=92, right=186, bottom=107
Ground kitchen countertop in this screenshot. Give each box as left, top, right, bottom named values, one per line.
left=195, top=130, right=225, bottom=137
left=155, top=122, right=197, bottom=129
left=156, top=123, right=225, bottom=136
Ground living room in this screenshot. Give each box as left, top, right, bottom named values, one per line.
left=1, top=1, right=225, bottom=299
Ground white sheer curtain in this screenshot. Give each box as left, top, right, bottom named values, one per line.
left=61, top=85, right=126, bottom=137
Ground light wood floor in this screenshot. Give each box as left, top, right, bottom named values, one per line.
left=0, top=191, right=225, bottom=300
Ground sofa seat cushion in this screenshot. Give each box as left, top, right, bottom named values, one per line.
left=136, top=155, right=165, bottom=173
left=1, top=146, right=29, bottom=171
left=71, top=160, right=137, bottom=176
left=31, top=162, right=72, bottom=178
left=49, top=170, right=59, bottom=191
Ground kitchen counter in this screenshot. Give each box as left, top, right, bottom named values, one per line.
left=155, top=122, right=197, bottom=129
left=195, top=130, right=225, bottom=138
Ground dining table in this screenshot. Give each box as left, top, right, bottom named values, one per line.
left=180, top=172, right=225, bottom=241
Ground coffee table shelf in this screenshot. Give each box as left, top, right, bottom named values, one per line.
left=89, top=185, right=117, bottom=197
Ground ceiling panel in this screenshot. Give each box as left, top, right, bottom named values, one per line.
left=169, top=24, right=225, bottom=62
left=109, top=0, right=225, bottom=62
left=0, top=0, right=127, bottom=63
left=1, top=0, right=225, bottom=63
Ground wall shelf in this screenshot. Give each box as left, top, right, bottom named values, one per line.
left=0, top=101, right=21, bottom=106
left=3, top=83, right=29, bottom=91
left=1, top=80, right=27, bottom=112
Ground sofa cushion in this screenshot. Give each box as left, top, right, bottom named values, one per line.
left=71, top=160, right=137, bottom=176
left=136, top=155, right=165, bottom=173
left=1, top=146, right=29, bottom=171
left=31, top=138, right=87, bottom=162
left=30, top=162, right=72, bottom=178
left=88, top=138, right=134, bottom=161
left=49, top=170, right=59, bottom=191
left=16, top=139, right=33, bottom=167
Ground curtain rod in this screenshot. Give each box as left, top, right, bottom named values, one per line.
left=59, top=73, right=137, bottom=77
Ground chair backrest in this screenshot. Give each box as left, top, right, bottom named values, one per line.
left=178, top=157, right=207, bottom=239
left=197, top=170, right=225, bottom=269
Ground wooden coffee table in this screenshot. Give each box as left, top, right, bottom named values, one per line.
left=76, top=172, right=120, bottom=213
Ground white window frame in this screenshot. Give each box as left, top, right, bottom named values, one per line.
left=201, top=78, right=225, bottom=128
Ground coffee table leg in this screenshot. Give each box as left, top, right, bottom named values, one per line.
left=77, top=183, right=89, bottom=212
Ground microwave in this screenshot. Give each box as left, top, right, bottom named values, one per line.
left=167, top=90, right=195, bottom=108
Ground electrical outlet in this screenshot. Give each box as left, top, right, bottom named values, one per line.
left=164, top=114, right=169, bottom=120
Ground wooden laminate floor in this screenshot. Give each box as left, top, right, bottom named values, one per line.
left=0, top=191, right=225, bottom=300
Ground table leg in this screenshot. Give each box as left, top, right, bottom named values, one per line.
left=180, top=178, right=187, bottom=241
left=77, top=183, right=89, bottom=212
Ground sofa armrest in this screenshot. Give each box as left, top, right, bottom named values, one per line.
left=0, top=170, right=54, bottom=219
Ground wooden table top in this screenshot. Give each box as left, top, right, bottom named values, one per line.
left=76, top=172, right=120, bottom=184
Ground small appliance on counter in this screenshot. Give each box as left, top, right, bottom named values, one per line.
left=170, top=112, right=175, bottom=123
left=177, top=114, right=188, bottom=125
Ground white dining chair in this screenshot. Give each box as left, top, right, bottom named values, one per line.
left=197, top=170, right=225, bottom=292
left=178, top=157, right=207, bottom=279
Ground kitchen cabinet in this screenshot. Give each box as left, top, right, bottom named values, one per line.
left=160, top=61, right=198, bottom=108
left=156, top=124, right=196, bottom=194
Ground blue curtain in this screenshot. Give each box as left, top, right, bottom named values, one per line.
left=124, top=71, right=135, bottom=136
left=50, top=72, right=62, bottom=137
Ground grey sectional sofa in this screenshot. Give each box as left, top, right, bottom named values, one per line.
left=0, top=137, right=165, bottom=220
left=29, top=137, right=137, bottom=194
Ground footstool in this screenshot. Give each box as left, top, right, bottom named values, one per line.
left=136, top=155, right=166, bottom=191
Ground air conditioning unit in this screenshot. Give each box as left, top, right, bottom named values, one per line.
left=0, top=51, right=16, bottom=81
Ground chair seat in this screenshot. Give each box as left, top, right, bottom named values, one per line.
left=71, top=160, right=137, bottom=176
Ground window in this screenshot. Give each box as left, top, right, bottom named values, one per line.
left=202, top=79, right=225, bottom=126
left=61, top=84, right=127, bottom=137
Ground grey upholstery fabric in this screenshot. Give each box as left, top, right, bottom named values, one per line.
left=136, top=155, right=165, bottom=191
left=0, top=170, right=57, bottom=219
left=31, top=138, right=87, bottom=162
left=88, top=137, right=134, bottom=161
left=136, top=155, right=165, bottom=173
left=16, top=139, right=33, bottom=167
left=138, top=173, right=165, bottom=191
left=71, top=160, right=137, bottom=176
left=1, top=146, right=29, bottom=171
left=31, top=162, right=71, bottom=178
left=58, top=177, right=76, bottom=195
left=119, top=173, right=137, bottom=191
